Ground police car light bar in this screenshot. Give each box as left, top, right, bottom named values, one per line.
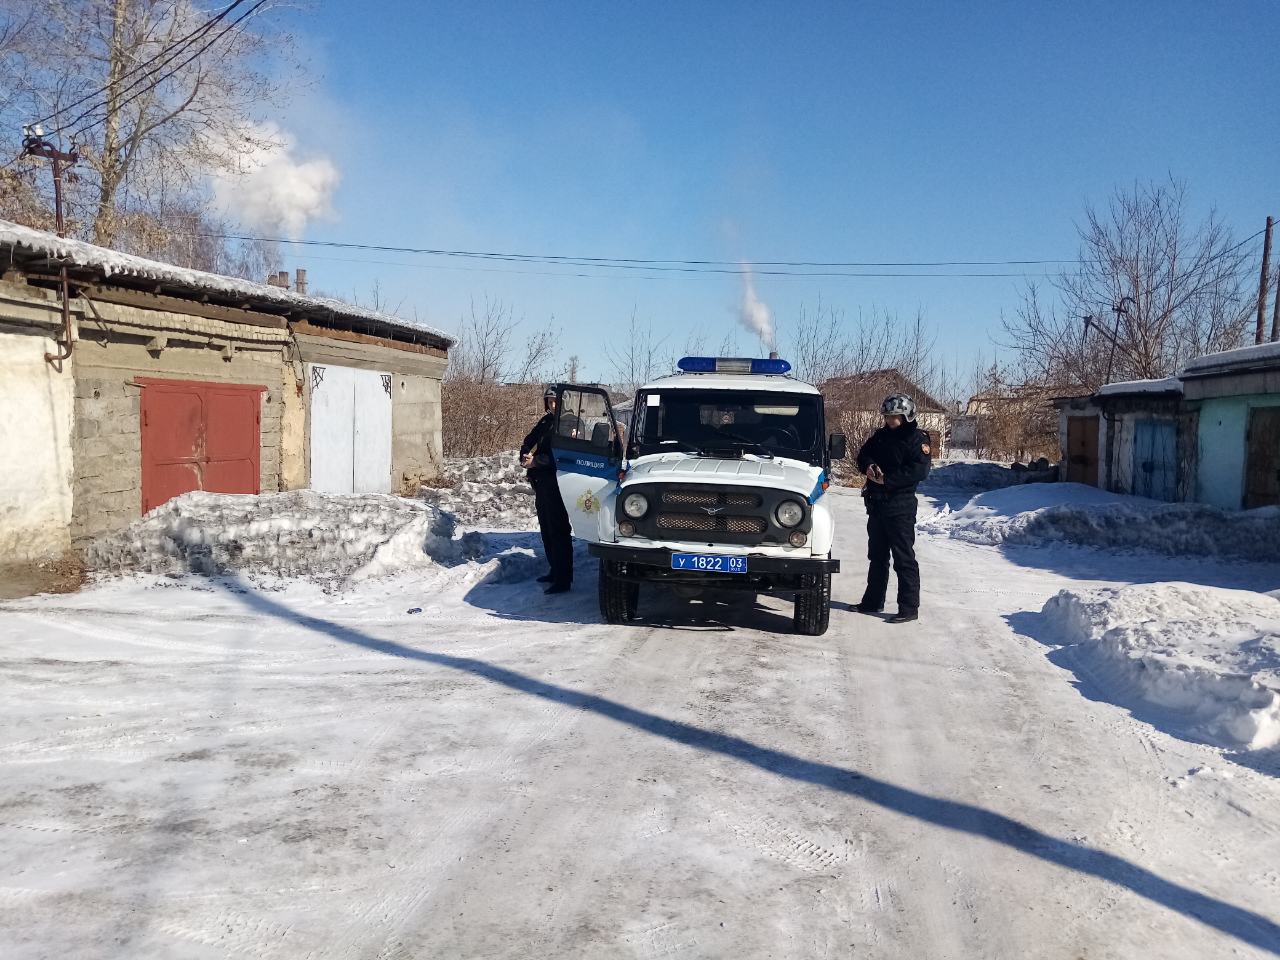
left=677, top=356, right=792, bottom=375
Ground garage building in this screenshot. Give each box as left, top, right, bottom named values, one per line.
left=0, top=219, right=452, bottom=562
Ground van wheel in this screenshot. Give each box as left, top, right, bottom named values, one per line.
left=793, top=571, right=831, bottom=636
left=599, top=560, right=639, bottom=624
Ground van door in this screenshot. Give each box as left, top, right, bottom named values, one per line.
left=550, top=385, right=623, bottom=541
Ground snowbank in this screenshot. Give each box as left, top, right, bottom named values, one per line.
left=921, top=460, right=1054, bottom=492
left=1040, top=584, right=1280, bottom=749
left=86, top=491, right=485, bottom=582
left=921, top=484, right=1280, bottom=563
left=421, top=452, right=538, bottom=530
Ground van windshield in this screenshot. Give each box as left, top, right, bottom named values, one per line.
left=629, top=389, right=823, bottom=465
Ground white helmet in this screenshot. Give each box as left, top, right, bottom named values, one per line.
left=881, top=394, right=916, bottom=422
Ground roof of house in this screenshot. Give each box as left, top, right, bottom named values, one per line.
left=823, top=368, right=947, bottom=413
left=1181, top=340, right=1280, bottom=377
left=0, top=219, right=453, bottom=348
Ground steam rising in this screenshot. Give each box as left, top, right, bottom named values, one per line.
left=738, top=266, right=775, bottom=348
left=211, top=123, right=339, bottom=238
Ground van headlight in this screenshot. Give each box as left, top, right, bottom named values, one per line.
left=775, top=500, right=804, bottom=528
left=623, top=493, right=649, bottom=518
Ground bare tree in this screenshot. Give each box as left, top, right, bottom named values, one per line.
left=442, top=298, right=561, bottom=458
left=1004, top=179, right=1254, bottom=388
left=606, top=309, right=668, bottom=395
left=0, top=0, right=300, bottom=255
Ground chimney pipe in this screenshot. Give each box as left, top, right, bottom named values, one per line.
left=277, top=270, right=290, bottom=290
left=768, top=350, right=779, bottom=360
left=295, top=268, right=308, bottom=297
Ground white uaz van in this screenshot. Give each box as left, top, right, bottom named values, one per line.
left=547, top=356, right=844, bottom=635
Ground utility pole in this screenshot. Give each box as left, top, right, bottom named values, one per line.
left=1272, top=263, right=1280, bottom=343
left=20, top=125, right=79, bottom=369
left=1256, top=216, right=1274, bottom=345
left=1104, top=297, right=1134, bottom=384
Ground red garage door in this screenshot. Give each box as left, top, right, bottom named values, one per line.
left=139, top=379, right=265, bottom=513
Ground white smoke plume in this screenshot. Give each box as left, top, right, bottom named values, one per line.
left=738, top=266, right=775, bottom=348
left=210, top=123, right=339, bottom=238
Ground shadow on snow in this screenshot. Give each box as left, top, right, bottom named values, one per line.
left=223, top=579, right=1279, bottom=955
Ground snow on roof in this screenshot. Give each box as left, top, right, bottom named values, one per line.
left=1096, top=377, right=1183, bottom=397
left=0, top=218, right=453, bottom=346
left=1182, top=340, right=1280, bottom=376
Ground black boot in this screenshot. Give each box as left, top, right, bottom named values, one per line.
left=544, top=582, right=571, bottom=595
left=855, top=602, right=883, bottom=615
left=536, top=573, right=554, bottom=583
left=888, top=609, right=918, bottom=624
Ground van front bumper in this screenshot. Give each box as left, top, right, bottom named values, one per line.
left=589, top=543, right=838, bottom=592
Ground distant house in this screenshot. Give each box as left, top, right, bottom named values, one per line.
left=1051, top=342, right=1280, bottom=509
left=0, top=219, right=453, bottom=563
left=952, top=384, right=1062, bottom=462
left=822, top=368, right=949, bottom=455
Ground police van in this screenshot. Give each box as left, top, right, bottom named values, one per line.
left=548, top=356, right=845, bottom=635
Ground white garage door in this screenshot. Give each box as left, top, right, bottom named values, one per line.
left=308, top=364, right=393, bottom=494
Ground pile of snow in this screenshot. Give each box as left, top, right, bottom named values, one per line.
left=86, top=491, right=485, bottom=582
left=1040, top=584, right=1280, bottom=749
left=921, top=483, right=1280, bottom=563
left=421, top=452, right=538, bottom=530
left=922, top=460, right=1053, bottom=492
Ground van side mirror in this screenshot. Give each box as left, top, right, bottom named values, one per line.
left=828, top=433, right=848, bottom=461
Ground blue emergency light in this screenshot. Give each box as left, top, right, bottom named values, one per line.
left=677, top=356, right=792, bottom=375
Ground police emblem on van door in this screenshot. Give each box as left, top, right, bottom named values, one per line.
left=576, top=490, right=600, bottom=513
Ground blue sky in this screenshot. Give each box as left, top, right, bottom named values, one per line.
left=273, top=1, right=1280, bottom=383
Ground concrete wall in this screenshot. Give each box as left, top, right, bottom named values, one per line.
left=0, top=328, right=75, bottom=561
left=392, top=374, right=444, bottom=494
left=1195, top=394, right=1280, bottom=510
left=69, top=300, right=290, bottom=543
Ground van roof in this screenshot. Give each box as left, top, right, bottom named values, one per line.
left=636, top=372, right=821, bottom=395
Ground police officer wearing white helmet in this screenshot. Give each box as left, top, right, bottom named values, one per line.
left=854, top=394, right=932, bottom=623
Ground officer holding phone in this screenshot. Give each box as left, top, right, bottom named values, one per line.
left=855, top=395, right=932, bottom=623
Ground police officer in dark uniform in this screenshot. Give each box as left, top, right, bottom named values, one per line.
left=520, top=387, right=574, bottom=594
left=855, top=395, right=932, bottom=623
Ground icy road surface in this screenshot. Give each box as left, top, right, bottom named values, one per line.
left=2, top=488, right=1280, bottom=959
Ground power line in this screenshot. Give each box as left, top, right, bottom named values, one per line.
left=34, top=0, right=250, bottom=133
left=250, top=248, right=1059, bottom=282
left=56, top=0, right=269, bottom=141
left=184, top=230, right=1087, bottom=270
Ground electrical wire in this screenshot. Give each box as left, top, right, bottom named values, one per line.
left=55, top=0, right=269, bottom=141
left=33, top=0, right=250, bottom=133
left=181, top=231, right=1088, bottom=270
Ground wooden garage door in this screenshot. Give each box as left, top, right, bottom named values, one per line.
left=1245, top=407, right=1280, bottom=509
left=1066, top=416, right=1099, bottom=486
left=140, top=379, right=265, bottom=513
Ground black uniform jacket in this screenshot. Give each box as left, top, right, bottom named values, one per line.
left=856, top=423, right=933, bottom=508
left=520, top=413, right=557, bottom=476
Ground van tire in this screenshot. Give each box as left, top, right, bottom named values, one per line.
left=599, top=560, right=639, bottom=624
left=793, top=571, right=831, bottom=636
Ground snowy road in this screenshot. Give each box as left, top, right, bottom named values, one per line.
left=2, top=487, right=1280, bottom=959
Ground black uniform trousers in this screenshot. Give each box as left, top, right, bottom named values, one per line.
left=530, top=471, right=574, bottom=586
left=861, top=496, right=920, bottom=613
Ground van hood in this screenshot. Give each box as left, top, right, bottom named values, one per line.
left=624, top=454, right=821, bottom=498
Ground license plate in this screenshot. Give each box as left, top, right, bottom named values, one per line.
left=670, top=553, right=748, bottom=574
